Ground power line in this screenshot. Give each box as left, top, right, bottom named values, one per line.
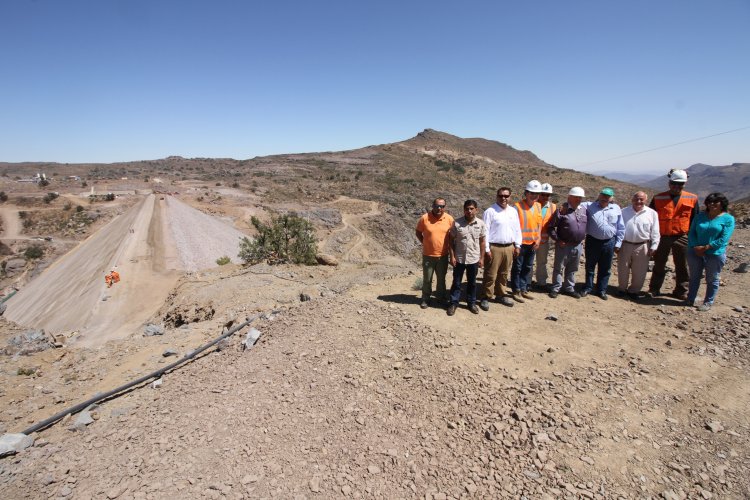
left=576, top=125, right=750, bottom=168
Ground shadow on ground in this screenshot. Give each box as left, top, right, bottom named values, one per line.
left=377, top=293, right=418, bottom=305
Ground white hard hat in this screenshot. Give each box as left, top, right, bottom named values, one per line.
left=525, top=180, right=543, bottom=193
left=668, top=169, right=688, bottom=183
left=568, top=186, right=585, bottom=197
left=540, top=183, right=553, bottom=194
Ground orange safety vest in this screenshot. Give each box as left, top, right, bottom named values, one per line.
left=514, top=200, right=543, bottom=245
left=652, top=191, right=698, bottom=236
left=539, top=202, right=557, bottom=244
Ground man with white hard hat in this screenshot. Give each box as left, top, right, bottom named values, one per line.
left=647, top=169, right=699, bottom=300
left=534, top=183, right=557, bottom=291
left=548, top=187, right=588, bottom=298
left=510, top=180, right=543, bottom=302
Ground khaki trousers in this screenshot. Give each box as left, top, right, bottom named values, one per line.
left=535, top=239, right=551, bottom=286
left=481, top=245, right=514, bottom=299
left=617, top=241, right=649, bottom=293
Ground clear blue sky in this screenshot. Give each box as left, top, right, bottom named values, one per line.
left=1, top=0, right=748, bottom=173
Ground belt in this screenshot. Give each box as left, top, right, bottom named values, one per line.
left=623, top=240, right=648, bottom=245
left=490, top=242, right=513, bottom=247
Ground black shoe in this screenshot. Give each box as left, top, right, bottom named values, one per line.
left=598, top=292, right=608, bottom=301
left=549, top=291, right=559, bottom=299
left=563, top=291, right=582, bottom=299
left=479, top=299, right=490, bottom=311
left=615, top=289, right=626, bottom=298
left=627, top=292, right=640, bottom=301
left=579, top=289, right=589, bottom=298
left=420, top=300, right=429, bottom=309
left=469, top=303, right=480, bottom=314
left=447, top=304, right=457, bottom=316
left=499, top=296, right=515, bottom=307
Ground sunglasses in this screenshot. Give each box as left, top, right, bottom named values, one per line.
left=496, top=194, right=511, bottom=198
left=433, top=204, right=446, bottom=209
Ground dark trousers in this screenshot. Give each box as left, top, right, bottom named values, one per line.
left=584, top=235, right=616, bottom=294
left=649, top=234, right=689, bottom=296
left=510, top=244, right=536, bottom=292
left=450, top=262, right=479, bottom=305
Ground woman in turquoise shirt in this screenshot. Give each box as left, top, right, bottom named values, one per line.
left=686, top=192, right=735, bottom=311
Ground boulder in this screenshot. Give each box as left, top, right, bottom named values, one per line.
left=315, top=253, right=339, bottom=266
left=5, top=329, right=53, bottom=355
left=4, top=259, right=26, bottom=275
left=0, top=433, right=34, bottom=458
left=143, top=324, right=165, bottom=336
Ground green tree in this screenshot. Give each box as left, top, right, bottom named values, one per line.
left=24, top=245, right=44, bottom=259
left=43, top=192, right=59, bottom=204
left=238, top=214, right=318, bottom=265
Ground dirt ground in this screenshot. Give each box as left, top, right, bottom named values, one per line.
left=0, top=188, right=749, bottom=499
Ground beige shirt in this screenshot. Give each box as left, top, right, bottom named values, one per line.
left=450, top=217, right=487, bottom=264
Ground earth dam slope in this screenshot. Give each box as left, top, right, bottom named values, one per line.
left=5, top=195, right=247, bottom=346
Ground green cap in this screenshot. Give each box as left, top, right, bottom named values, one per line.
left=600, top=187, right=615, bottom=197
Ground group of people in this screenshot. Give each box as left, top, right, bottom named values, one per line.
left=104, top=268, right=120, bottom=288
left=415, top=169, right=736, bottom=316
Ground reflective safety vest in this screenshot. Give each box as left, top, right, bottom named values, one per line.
left=514, top=200, right=543, bottom=245
left=652, top=191, right=698, bottom=236
left=539, top=202, right=557, bottom=243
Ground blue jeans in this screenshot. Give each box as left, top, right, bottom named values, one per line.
left=450, top=262, right=479, bottom=305
left=687, top=248, right=726, bottom=305
left=584, top=235, right=616, bottom=294
left=511, top=244, right=536, bottom=292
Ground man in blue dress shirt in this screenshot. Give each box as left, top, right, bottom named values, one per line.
left=581, top=187, right=625, bottom=300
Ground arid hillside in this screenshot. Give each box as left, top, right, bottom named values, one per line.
left=1, top=131, right=749, bottom=499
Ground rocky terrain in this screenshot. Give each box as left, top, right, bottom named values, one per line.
left=0, top=131, right=749, bottom=499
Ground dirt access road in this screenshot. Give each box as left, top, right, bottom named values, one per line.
left=4, top=195, right=247, bottom=347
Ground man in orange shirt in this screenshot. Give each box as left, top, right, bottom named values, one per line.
left=416, top=198, right=455, bottom=308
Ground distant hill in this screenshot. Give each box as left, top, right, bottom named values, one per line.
left=643, top=163, right=750, bottom=202
left=596, top=171, right=660, bottom=185
left=0, top=129, right=645, bottom=256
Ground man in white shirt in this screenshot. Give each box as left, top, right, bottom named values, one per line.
left=479, top=187, right=522, bottom=310
left=616, top=191, right=660, bottom=300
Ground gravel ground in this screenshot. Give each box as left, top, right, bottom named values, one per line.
left=166, top=197, right=247, bottom=271
left=1, top=294, right=748, bottom=499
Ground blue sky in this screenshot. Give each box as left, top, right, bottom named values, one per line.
left=1, top=0, right=748, bottom=173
